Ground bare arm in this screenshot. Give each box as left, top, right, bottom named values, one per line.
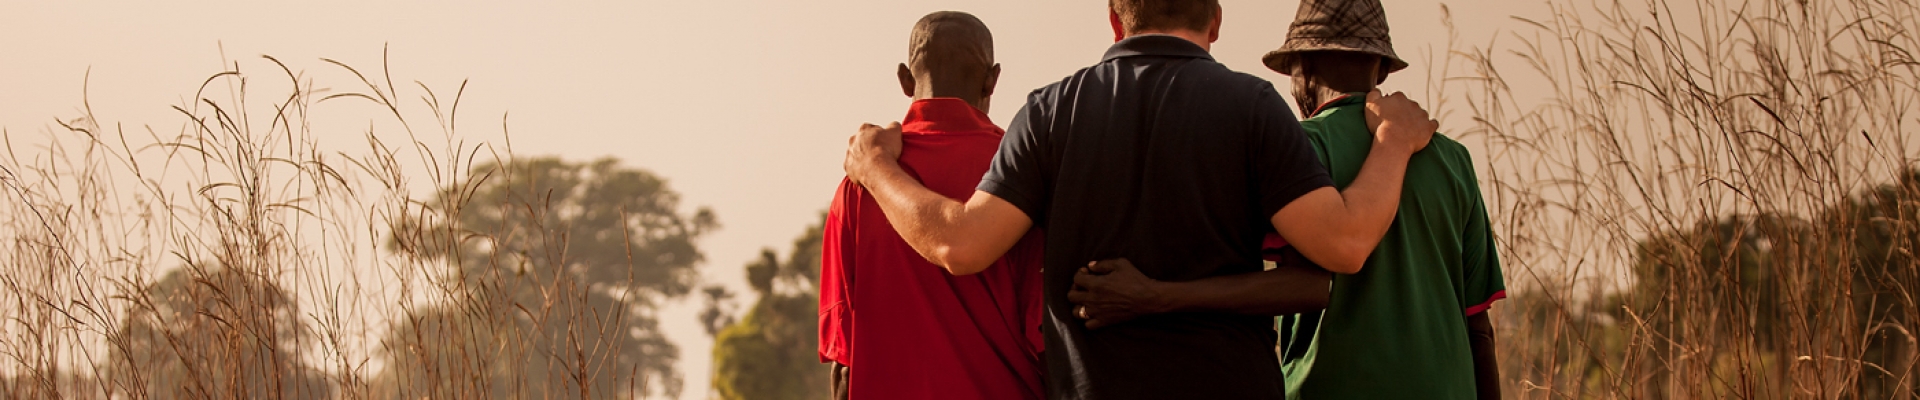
left=829, top=361, right=850, bottom=400
left=1270, top=90, right=1436, bottom=274
left=1468, top=312, right=1501, bottom=400
left=1068, top=256, right=1331, bottom=329
left=844, top=123, right=1033, bottom=275
left=1150, top=263, right=1331, bottom=316
left=1064, top=91, right=1438, bottom=325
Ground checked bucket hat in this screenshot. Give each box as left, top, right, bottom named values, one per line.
left=1263, top=0, right=1409, bottom=75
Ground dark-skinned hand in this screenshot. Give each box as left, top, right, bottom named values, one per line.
left=1067, top=258, right=1167, bottom=329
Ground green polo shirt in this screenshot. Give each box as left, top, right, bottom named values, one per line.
left=1279, top=94, right=1507, bottom=399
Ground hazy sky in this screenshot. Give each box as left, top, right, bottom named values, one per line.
left=2, top=1, right=1544, bottom=397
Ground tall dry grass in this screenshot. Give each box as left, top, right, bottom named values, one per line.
left=0, top=49, right=693, bottom=399
left=12, top=0, right=1920, bottom=399
left=1440, top=0, right=1920, bottom=398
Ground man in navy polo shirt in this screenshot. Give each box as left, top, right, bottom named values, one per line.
left=841, top=1, right=1439, bottom=398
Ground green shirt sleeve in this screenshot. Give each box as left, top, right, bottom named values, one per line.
left=1458, top=152, right=1507, bottom=315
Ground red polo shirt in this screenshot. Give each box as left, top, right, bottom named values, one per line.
left=819, top=98, right=1046, bottom=400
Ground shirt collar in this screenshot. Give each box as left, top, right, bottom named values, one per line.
left=903, top=98, right=999, bottom=134
left=1309, top=92, right=1368, bottom=117
left=1101, top=34, right=1215, bottom=63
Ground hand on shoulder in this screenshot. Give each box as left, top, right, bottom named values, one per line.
left=1363, top=90, right=1439, bottom=154
left=844, top=122, right=904, bottom=185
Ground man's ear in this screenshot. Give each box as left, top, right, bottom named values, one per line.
left=1207, top=5, right=1223, bottom=43
left=898, top=63, right=916, bottom=99
left=1109, top=9, right=1125, bottom=42
left=983, top=63, right=1002, bottom=98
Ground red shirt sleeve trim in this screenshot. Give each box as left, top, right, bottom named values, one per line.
left=1261, top=234, right=1289, bottom=262
left=1465, top=290, right=1508, bottom=316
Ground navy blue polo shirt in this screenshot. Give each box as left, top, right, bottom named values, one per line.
left=979, top=35, right=1333, bottom=399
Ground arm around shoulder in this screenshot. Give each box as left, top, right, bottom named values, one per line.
left=1270, top=187, right=1376, bottom=274
left=857, top=165, right=1032, bottom=275
left=844, top=122, right=1035, bottom=275
left=1268, top=90, right=1436, bottom=274
left=911, top=191, right=1034, bottom=275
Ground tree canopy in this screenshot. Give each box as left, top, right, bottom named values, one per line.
left=374, top=156, right=716, bottom=399
left=710, top=216, right=827, bottom=400
left=105, top=265, right=332, bottom=400
left=1526, top=170, right=1920, bottom=397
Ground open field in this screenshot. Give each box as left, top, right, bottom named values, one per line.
left=1454, top=0, right=1920, bottom=398
left=3, top=0, right=1920, bottom=398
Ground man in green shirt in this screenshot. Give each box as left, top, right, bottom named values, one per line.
left=1065, top=0, right=1505, bottom=398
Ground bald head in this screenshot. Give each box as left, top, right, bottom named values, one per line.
left=898, top=11, right=1000, bottom=112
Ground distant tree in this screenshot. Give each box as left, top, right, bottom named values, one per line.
left=1825, top=169, right=1920, bottom=398
left=689, top=284, right=740, bottom=400
left=103, top=265, right=332, bottom=400
left=373, top=157, right=716, bottom=399
left=1615, top=170, right=1920, bottom=397
left=699, top=285, right=740, bottom=338
left=710, top=217, right=826, bottom=400
left=1620, top=214, right=1810, bottom=396
left=1627, top=214, right=1809, bottom=344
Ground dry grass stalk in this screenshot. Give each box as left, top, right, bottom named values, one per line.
left=0, top=48, right=693, bottom=399
left=1440, top=0, right=1920, bottom=398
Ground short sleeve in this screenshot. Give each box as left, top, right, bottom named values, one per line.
left=1250, top=85, right=1334, bottom=218
left=1458, top=158, right=1508, bottom=315
left=818, top=180, right=857, bottom=365
left=977, top=92, right=1051, bottom=224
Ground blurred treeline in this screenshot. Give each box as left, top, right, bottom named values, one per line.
left=7, top=0, right=1920, bottom=399
left=1453, top=0, right=1920, bottom=398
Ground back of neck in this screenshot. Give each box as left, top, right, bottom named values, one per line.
left=1126, top=29, right=1212, bottom=52
left=915, top=87, right=987, bottom=113
left=1299, top=86, right=1365, bottom=114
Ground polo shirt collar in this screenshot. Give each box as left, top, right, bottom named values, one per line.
left=1310, top=92, right=1368, bottom=117
left=1102, top=34, right=1215, bottom=63
left=904, top=98, right=998, bottom=134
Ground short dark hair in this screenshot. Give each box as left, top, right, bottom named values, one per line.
left=907, top=11, right=995, bottom=81
left=1110, top=0, right=1219, bottom=34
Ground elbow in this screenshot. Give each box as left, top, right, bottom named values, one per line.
left=928, top=246, right=992, bottom=276
left=1322, top=259, right=1363, bottom=275
left=1321, top=242, right=1372, bottom=275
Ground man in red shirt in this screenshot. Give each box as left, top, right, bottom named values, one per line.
left=818, top=11, right=1046, bottom=400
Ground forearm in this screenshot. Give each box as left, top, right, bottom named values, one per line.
left=1281, top=143, right=1414, bottom=273
left=829, top=361, right=850, bottom=400
left=1149, top=262, right=1332, bottom=316
left=858, top=162, right=1032, bottom=274
left=1468, top=312, right=1500, bottom=400
left=1330, top=143, right=1413, bottom=252
left=1274, top=92, right=1434, bottom=273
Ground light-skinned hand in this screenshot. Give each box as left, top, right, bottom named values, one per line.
left=1363, top=90, right=1438, bottom=154
left=844, top=122, right=903, bottom=184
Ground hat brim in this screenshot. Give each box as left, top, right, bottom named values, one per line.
left=1262, top=36, right=1409, bottom=76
